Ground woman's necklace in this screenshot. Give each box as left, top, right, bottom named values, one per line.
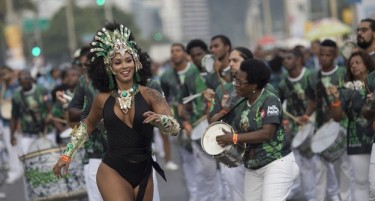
left=246, top=88, right=265, bottom=108
left=116, top=84, right=139, bottom=114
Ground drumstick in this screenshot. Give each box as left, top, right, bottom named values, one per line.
left=215, top=69, right=226, bottom=94
left=51, top=117, right=68, bottom=124
left=283, top=110, right=299, bottom=122
left=360, top=73, right=371, bottom=93
left=182, top=93, right=202, bottom=104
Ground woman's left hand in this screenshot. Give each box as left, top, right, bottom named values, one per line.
left=143, top=111, right=161, bottom=125
left=216, top=129, right=233, bottom=147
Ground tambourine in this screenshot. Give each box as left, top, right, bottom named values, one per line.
left=201, top=54, right=215, bottom=72
left=339, top=41, right=358, bottom=60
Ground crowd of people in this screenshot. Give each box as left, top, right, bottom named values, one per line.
left=0, top=18, right=375, bottom=201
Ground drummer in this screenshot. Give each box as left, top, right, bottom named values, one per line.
left=303, top=39, right=351, bottom=201
left=51, top=66, right=81, bottom=145
left=10, top=70, right=55, bottom=154
left=328, top=50, right=374, bottom=201
left=278, top=47, right=316, bottom=201
left=216, top=59, right=299, bottom=201
left=207, top=47, right=253, bottom=201
left=365, top=55, right=375, bottom=200
left=181, top=39, right=224, bottom=201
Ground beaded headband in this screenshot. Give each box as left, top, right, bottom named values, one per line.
left=90, top=24, right=142, bottom=72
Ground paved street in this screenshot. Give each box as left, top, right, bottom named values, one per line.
left=0, top=141, right=189, bottom=201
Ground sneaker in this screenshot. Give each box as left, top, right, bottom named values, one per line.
left=164, top=161, right=179, bottom=171
left=0, top=192, right=6, bottom=199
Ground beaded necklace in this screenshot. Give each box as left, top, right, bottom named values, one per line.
left=115, top=84, right=139, bottom=114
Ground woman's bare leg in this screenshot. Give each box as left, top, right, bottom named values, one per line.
left=96, top=163, right=133, bottom=201
left=134, top=174, right=154, bottom=201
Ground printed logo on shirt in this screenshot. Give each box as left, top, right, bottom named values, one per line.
left=267, top=105, right=279, bottom=116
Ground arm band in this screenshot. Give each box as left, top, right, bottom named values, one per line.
left=152, top=115, right=180, bottom=136
left=62, top=122, right=89, bottom=159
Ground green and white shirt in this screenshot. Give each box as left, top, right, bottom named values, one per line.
left=279, top=68, right=313, bottom=134
left=233, top=89, right=290, bottom=170
left=12, top=84, right=51, bottom=134
left=339, top=87, right=373, bottom=154
left=306, top=66, right=347, bottom=128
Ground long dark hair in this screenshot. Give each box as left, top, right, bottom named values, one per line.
left=346, top=50, right=375, bottom=81
left=87, top=22, right=151, bottom=92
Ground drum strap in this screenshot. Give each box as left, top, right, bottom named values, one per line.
left=285, top=79, right=305, bottom=115
left=218, top=98, right=247, bottom=122
left=316, top=71, right=331, bottom=128
left=20, top=92, right=45, bottom=134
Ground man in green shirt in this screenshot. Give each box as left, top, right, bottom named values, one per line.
left=10, top=70, right=54, bottom=154
left=160, top=43, right=198, bottom=201
left=184, top=39, right=224, bottom=201
left=305, top=40, right=350, bottom=201
left=279, top=47, right=316, bottom=200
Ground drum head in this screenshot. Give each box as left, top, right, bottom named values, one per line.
left=28, top=137, right=55, bottom=153
left=292, top=123, right=314, bottom=148
left=201, top=54, right=215, bottom=72
left=311, top=121, right=340, bottom=153
left=60, top=128, right=73, bottom=138
left=201, top=122, right=231, bottom=155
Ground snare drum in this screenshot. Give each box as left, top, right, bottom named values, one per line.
left=311, top=121, right=347, bottom=162
left=59, top=128, right=73, bottom=145
left=292, top=123, right=314, bottom=158
left=19, top=148, right=87, bottom=201
left=201, top=122, right=245, bottom=167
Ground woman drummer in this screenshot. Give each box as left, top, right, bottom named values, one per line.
left=328, top=50, right=374, bottom=201
left=216, top=59, right=299, bottom=201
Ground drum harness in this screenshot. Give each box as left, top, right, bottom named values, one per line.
left=285, top=80, right=306, bottom=143
left=19, top=91, right=45, bottom=136
left=285, top=79, right=306, bottom=116
left=316, top=71, right=333, bottom=128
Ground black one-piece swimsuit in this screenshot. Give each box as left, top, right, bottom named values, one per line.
left=102, top=93, right=165, bottom=201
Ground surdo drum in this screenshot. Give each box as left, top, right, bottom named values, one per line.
left=19, top=148, right=87, bottom=201
left=292, top=123, right=314, bottom=158
left=311, top=121, right=347, bottom=162
left=201, top=122, right=245, bottom=167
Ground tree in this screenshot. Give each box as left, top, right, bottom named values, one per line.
left=42, top=4, right=139, bottom=64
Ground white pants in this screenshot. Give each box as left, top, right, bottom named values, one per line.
left=191, top=141, right=225, bottom=201
left=315, top=154, right=352, bottom=201
left=178, top=146, right=197, bottom=201
left=290, top=150, right=316, bottom=201
left=0, top=125, right=22, bottom=177
left=84, top=159, right=103, bottom=201
left=348, top=154, right=370, bottom=201
left=19, top=133, right=56, bottom=154
left=244, top=153, right=299, bottom=201
left=219, top=163, right=245, bottom=201
left=369, top=144, right=375, bottom=201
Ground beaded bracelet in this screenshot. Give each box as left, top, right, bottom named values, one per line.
left=60, top=155, right=71, bottom=163
left=232, top=133, right=238, bottom=144
left=219, top=109, right=229, bottom=115
left=332, top=100, right=341, bottom=108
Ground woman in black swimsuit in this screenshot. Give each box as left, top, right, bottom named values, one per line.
left=52, top=22, right=180, bottom=201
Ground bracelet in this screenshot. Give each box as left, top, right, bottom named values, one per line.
left=183, top=121, right=192, bottom=130
left=232, top=133, right=238, bottom=144
left=332, top=100, right=341, bottom=108
left=303, top=114, right=309, bottom=121
left=60, top=155, right=71, bottom=162
left=219, top=109, right=229, bottom=115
